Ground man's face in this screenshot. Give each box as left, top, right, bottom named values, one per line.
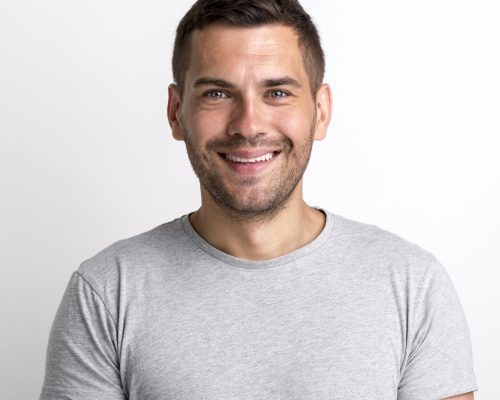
left=168, top=24, right=330, bottom=217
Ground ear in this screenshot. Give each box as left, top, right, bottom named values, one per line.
left=167, top=84, right=184, bottom=141
left=313, top=83, right=333, bottom=141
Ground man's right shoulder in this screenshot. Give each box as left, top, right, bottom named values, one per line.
left=76, top=214, right=188, bottom=294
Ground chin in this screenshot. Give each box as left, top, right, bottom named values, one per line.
left=218, top=191, right=292, bottom=216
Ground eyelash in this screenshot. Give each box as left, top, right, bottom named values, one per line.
left=205, top=90, right=228, bottom=99
left=203, top=89, right=291, bottom=99
left=267, top=90, right=290, bottom=98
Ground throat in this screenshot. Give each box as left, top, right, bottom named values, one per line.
left=189, top=203, right=321, bottom=262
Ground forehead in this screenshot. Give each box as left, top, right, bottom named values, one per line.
left=186, top=24, right=307, bottom=85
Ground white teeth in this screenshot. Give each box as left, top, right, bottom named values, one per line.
left=225, top=152, right=276, bottom=163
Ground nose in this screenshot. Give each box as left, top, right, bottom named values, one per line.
left=226, top=96, right=268, bottom=139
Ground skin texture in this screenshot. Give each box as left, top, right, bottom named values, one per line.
left=443, top=392, right=474, bottom=400
left=168, top=24, right=332, bottom=260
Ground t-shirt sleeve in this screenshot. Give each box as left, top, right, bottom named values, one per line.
left=397, top=258, right=479, bottom=400
left=39, top=271, right=127, bottom=400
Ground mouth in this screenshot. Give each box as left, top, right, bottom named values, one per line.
left=217, top=150, right=282, bottom=175
left=218, top=150, right=281, bottom=163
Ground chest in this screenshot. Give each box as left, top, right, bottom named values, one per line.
left=118, top=276, right=404, bottom=399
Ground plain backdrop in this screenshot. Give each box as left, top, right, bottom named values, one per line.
left=1, top=0, right=499, bottom=398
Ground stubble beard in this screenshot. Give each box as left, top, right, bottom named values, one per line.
left=182, top=121, right=316, bottom=224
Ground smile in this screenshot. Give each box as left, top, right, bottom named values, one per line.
left=222, top=151, right=280, bottom=164
left=217, top=151, right=281, bottom=175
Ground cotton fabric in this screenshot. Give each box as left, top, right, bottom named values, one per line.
left=39, top=208, right=478, bottom=399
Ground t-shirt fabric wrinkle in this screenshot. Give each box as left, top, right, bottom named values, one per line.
left=39, top=208, right=479, bottom=400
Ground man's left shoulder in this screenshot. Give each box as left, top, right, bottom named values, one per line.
left=329, top=212, right=443, bottom=277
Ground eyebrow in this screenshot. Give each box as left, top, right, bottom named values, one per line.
left=263, top=77, right=302, bottom=88
left=193, top=78, right=236, bottom=89
left=192, top=76, right=302, bottom=89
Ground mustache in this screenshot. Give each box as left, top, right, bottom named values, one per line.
left=206, top=135, right=292, bottom=151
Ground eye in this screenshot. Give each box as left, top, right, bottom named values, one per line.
left=267, top=90, right=290, bottom=99
left=205, top=90, right=228, bottom=99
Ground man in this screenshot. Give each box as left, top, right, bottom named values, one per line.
left=39, top=1, right=478, bottom=399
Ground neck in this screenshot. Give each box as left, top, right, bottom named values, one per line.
left=189, top=184, right=326, bottom=261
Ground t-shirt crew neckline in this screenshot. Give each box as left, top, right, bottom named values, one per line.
left=180, top=207, right=336, bottom=269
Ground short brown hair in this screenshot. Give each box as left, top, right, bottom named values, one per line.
left=172, top=0, right=325, bottom=97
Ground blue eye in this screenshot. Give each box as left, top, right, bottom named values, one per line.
left=206, top=90, right=228, bottom=99
left=268, top=90, right=289, bottom=98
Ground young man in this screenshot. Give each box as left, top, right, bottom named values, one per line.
left=39, top=1, right=478, bottom=399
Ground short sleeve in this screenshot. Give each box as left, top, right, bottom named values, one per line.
left=397, top=258, right=479, bottom=400
left=39, top=271, right=126, bottom=400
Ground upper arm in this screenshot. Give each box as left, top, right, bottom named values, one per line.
left=397, top=258, right=479, bottom=400
left=39, top=271, right=126, bottom=399
left=442, top=392, right=474, bottom=400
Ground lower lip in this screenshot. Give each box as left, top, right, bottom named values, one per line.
left=220, top=152, right=280, bottom=175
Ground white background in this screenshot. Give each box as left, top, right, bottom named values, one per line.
left=1, top=0, right=499, bottom=398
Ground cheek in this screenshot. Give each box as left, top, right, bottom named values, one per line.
left=269, top=107, right=313, bottom=141
left=187, top=109, right=229, bottom=140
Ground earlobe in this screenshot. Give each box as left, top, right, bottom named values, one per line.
left=167, top=84, right=185, bottom=141
left=313, top=83, right=333, bottom=141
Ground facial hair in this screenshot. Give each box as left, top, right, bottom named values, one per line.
left=182, top=118, right=316, bottom=224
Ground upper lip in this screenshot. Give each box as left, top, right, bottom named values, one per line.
left=218, top=149, right=281, bottom=158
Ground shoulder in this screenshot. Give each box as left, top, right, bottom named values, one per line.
left=328, top=211, right=444, bottom=282
left=76, top=215, right=189, bottom=295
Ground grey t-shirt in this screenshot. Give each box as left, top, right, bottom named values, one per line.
left=39, top=209, right=478, bottom=400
